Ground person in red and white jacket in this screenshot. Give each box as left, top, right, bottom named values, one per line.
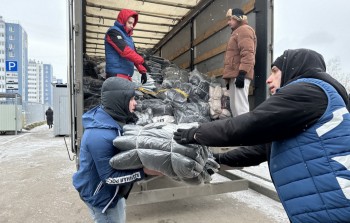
left=105, top=9, right=149, bottom=84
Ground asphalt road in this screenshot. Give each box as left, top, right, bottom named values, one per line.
left=0, top=125, right=288, bottom=223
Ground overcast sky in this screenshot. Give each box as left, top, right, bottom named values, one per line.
left=274, top=0, right=350, bottom=74
left=0, top=0, right=67, bottom=81
left=0, top=0, right=349, bottom=83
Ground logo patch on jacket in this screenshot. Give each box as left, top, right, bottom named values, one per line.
left=106, top=172, right=141, bottom=184
left=117, top=35, right=123, bottom=39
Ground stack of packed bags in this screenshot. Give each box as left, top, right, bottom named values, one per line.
left=83, top=57, right=105, bottom=112
left=109, top=122, right=219, bottom=185
left=133, top=66, right=212, bottom=126
left=142, top=54, right=171, bottom=85
left=82, top=54, right=229, bottom=122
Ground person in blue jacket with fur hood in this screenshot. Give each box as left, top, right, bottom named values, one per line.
left=73, top=77, right=160, bottom=223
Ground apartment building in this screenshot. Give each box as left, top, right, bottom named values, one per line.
left=5, top=21, right=28, bottom=101
left=0, top=16, right=5, bottom=93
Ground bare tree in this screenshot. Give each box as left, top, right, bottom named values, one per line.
left=327, top=57, right=350, bottom=93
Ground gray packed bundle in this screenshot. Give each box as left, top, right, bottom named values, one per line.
left=133, top=69, right=157, bottom=90
left=160, top=88, right=188, bottom=104
left=135, top=107, right=153, bottom=126
left=161, top=66, right=189, bottom=83
left=189, top=69, right=210, bottom=101
left=110, top=122, right=219, bottom=184
left=172, top=102, right=211, bottom=124
left=83, top=76, right=104, bottom=112
left=136, top=99, right=173, bottom=117
left=208, top=82, right=231, bottom=119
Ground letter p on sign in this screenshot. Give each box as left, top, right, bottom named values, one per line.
left=6, top=61, right=18, bottom=71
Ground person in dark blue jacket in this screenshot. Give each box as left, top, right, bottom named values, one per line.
left=174, top=49, right=350, bottom=223
left=73, top=77, right=160, bottom=223
left=105, top=9, right=149, bottom=84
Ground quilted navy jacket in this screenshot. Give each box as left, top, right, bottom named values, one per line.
left=270, top=78, right=350, bottom=222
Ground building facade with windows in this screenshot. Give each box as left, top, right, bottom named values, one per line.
left=5, top=21, right=28, bottom=101
left=43, top=64, right=53, bottom=106
left=0, top=16, right=5, bottom=93
left=27, top=59, right=44, bottom=103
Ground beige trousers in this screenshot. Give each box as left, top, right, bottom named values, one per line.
left=228, top=78, right=251, bottom=117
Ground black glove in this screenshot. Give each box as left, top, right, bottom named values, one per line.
left=173, top=127, right=198, bottom=144
left=142, top=62, right=151, bottom=73
left=141, top=73, right=147, bottom=84
left=206, top=169, right=215, bottom=175
left=235, top=70, right=246, bottom=88
left=213, top=153, right=220, bottom=163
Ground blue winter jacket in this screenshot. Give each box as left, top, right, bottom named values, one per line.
left=270, top=78, right=350, bottom=223
left=72, top=106, right=144, bottom=212
left=105, top=22, right=135, bottom=76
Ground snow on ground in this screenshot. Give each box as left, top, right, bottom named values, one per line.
left=0, top=124, right=289, bottom=222
left=0, top=125, right=68, bottom=161
left=211, top=173, right=289, bottom=222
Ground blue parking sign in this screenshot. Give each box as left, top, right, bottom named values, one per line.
left=6, top=61, right=18, bottom=71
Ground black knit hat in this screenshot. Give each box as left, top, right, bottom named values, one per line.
left=271, top=55, right=285, bottom=71
left=226, top=8, right=246, bottom=21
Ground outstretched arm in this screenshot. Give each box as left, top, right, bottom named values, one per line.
left=214, top=144, right=270, bottom=167
left=195, top=82, right=327, bottom=147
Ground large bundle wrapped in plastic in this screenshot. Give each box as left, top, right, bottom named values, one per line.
left=157, top=88, right=188, bottom=104
left=84, top=59, right=98, bottom=79
left=208, top=83, right=231, bottom=119
left=132, top=70, right=157, bottom=91
left=151, top=115, right=175, bottom=124
left=136, top=99, right=173, bottom=117
left=189, top=70, right=210, bottom=102
left=172, top=102, right=211, bottom=124
left=83, top=56, right=107, bottom=112
left=161, top=65, right=189, bottom=83
left=110, top=123, right=219, bottom=185
left=135, top=107, right=153, bottom=126
left=145, top=54, right=171, bottom=69
left=135, top=107, right=175, bottom=126
left=141, top=54, right=171, bottom=84
left=96, top=62, right=106, bottom=79
left=83, top=76, right=104, bottom=112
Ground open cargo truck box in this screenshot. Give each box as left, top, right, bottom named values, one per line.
left=68, top=0, right=274, bottom=205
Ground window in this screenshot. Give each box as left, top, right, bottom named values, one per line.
left=9, top=35, right=14, bottom=40
left=9, top=43, right=14, bottom=50
left=9, top=51, right=15, bottom=57
left=9, top=26, right=14, bottom=32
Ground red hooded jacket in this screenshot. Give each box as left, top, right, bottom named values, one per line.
left=117, top=9, right=138, bottom=36
left=105, top=9, right=147, bottom=78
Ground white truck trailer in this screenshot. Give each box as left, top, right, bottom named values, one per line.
left=68, top=0, right=275, bottom=206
